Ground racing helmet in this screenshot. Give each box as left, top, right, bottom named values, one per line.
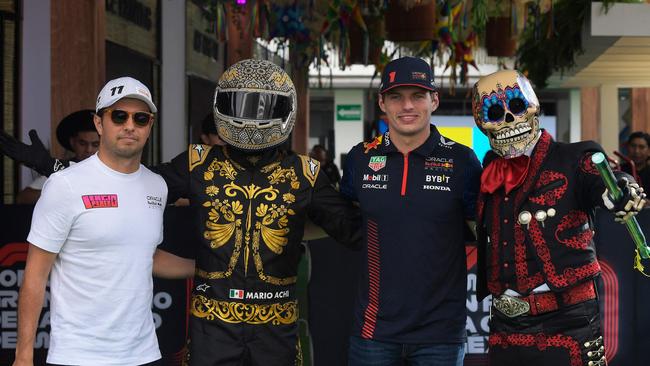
left=214, top=59, right=297, bottom=151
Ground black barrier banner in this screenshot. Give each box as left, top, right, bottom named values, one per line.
left=2, top=206, right=650, bottom=365
left=464, top=246, right=489, bottom=365
left=1, top=241, right=50, bottom=364
left=0, top=205, right=48, bottom=365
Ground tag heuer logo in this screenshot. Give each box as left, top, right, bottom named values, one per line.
left=229, top=289, right=244, bottom=299
left=368, top=156, right=387, bottom=172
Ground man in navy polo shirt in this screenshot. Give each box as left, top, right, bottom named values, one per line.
left=341, top=56, right=482, bottom=365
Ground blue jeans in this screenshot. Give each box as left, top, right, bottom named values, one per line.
left=348, top=336, right=465, bottom=366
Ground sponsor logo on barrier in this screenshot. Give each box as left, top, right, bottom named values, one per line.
left=465, top=246, right=490, bottom=356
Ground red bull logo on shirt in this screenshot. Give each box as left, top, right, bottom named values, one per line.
left=363, top=136, right=383, bottom=153
left=81, top=194, right=118, bottom=209
left=425, top=157, right=454, bottom=172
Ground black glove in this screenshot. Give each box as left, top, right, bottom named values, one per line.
left=602, top=176, right=646, bottom=223
left=0, top=129, right=69, bottom=177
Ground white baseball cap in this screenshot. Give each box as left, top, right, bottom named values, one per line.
left=96, top=77, right=157, bottom=113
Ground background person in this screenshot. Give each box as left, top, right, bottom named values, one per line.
left=309, top=144, right=341, bottom=187
left=621, top=131, right=650, bottom=192
left=172, top=114, right=227, bottom=207
left=199, top=112, right=226, bottom=146
left=16, top=110, right=98, bottom=204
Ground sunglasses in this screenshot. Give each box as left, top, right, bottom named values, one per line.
left=103, top=108, right=153, bottom=127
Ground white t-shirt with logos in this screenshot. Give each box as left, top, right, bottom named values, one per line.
left=27, top=153, right=168, bottom=366
left=27, top=161, right=78, bottom=190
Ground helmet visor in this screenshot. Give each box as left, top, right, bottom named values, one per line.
left=216, top=91, right=292, bottom=121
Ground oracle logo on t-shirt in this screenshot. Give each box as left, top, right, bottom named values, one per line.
left=81, top=194, right=118, bottom=209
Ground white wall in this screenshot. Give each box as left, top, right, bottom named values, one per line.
left=569, top=89, right=581, bottom=143
left=161, top=0, right=187, bottom=161
left=333, top=89, right=365, bottom=169
left=600, top=84, right=619, bottom=154
left=20, top=0, right=51, bottom=188
left=591, top=2, right=650, bottom=36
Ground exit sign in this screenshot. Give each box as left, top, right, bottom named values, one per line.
left=336, top=104, right=362, bottom=121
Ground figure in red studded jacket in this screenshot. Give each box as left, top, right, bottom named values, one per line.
left=472, top=70, right=645, bottom=366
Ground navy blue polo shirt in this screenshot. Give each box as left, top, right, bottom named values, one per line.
left=341, top=125, right=482, bottom=344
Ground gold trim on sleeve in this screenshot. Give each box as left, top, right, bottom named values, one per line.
left=189, top=144, right=213, bottom=172
left=298, top=155, right=320, bottom=187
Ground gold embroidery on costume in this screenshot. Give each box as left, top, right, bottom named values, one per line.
left=205, top=185, right=219, bottom=196
left=204, top=158, right=237, bottom=181
left=261, top=161, right=281, bottom=173
left=197, top=225, right=243, bottom=279
left=203, top=199, right=243, bottom=249
left=201, top=156, right=300, bottom=283
left=201, top=155, right=244, bottom=279
left=253, top=227, right=297, bottom=285
left=191, top=295, right=298, bottom=325
left=267, top=165, right=300, bottom=189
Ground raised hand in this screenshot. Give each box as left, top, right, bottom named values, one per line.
left=0, top=129, right=68, bottom=176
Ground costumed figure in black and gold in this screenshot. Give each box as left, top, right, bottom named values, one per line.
left=472, top=70, right=645, bottom=366
left=157, top=59, right=360, bottom=365
left=0, top=59, right=361, bottom=366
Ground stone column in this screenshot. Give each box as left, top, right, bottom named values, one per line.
left=631, top=88, right=650, bottom=133
left=580, top=87, right=600, bottom=142
left=599, top=84, right=619, bottom=154
left=50, top=0, right=105, bottom=157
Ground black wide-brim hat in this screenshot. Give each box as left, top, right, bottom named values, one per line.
left=56, top=109, right=97, bottom=151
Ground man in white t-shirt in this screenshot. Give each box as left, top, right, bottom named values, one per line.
left=13, top=77, right=167, bottom=366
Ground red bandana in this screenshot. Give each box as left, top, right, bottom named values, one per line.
left=480, top=155, right=531, bottom=194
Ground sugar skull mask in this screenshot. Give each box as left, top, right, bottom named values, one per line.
left=472, top=70, right=540, bottom=158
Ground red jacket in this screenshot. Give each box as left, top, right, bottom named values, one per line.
left=477, top=131, right=611, bottom=299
